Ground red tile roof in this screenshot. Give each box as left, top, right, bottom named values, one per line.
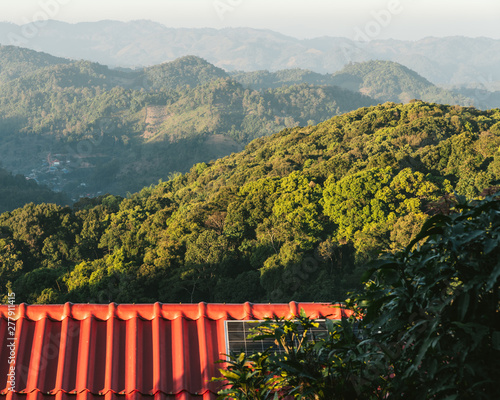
left=0, top=302, right=351, bottom=400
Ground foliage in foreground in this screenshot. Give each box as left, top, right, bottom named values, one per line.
left=214, top=311, right=366, bottom=400
left=214, top=193, right=500, bottom=399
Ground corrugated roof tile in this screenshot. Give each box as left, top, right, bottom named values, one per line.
left=1, top=302, right=351, bottom=400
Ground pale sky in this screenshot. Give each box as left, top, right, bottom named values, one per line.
left=0, top=0, right=499, bottom=40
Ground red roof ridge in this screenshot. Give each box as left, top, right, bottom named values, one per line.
left=0, top=301, right=342, bottom=322
left=0, top=388, right=218, bottom=396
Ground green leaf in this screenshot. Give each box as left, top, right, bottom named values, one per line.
left=452, top=322, right=489, bottom=349
left=361, top=267, right=378, bottom=283
left=378, top=266, right=400, bottom=284
left=427, top=358, right=438, bottom=379
left=220, top=370, right=241, bottom=380
left=457, top=292, right=470, bottom=321
left=484, top=238, right=498, bottom=255
left=485, top=261, right=500, bottom=291
left=460, top=229, right=485, bottom=244
left=405, top=214, right=449, bottom=251
left=492, top=331, right=500, bottom=351
left=325, top=318, right=335, bottom=334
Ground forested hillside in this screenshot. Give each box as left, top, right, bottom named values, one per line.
left=0, top=46, right=484, bottom=207
left=330, top=60, right=471, bottom=105
left=230, top=68, right=336, bottom=90
left=2, top=101, right=499, bottom=305
left=0, top=48, right=377, bottom=200
left=0, top=45, right=70, bottom=83
left=145, top=55, right=228, bottom=90
left=0, top=166, right=68, bottom=213
left=231, top=61, right=472, bottom=105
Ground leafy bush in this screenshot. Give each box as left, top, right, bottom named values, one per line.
left=357, top=191, right=500, bottom=399
left=213, top=310, right=368, bottom=400
left=215, top=192, right=500, bottom=399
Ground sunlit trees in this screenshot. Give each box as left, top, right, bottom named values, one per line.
left=1, top=102, right=500, bottom=304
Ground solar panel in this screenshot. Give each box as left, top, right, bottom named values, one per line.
left=225, top=319, right=330, bottom=355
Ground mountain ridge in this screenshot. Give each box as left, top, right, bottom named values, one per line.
left=0, top=47, right=377, bottom=201
left=0, top=45, right=490, bottom=206
left=230, top=60, right=471, bottom=106
left=2, top=20, right=500, bottom=87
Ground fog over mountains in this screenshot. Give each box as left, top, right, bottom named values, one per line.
left=1, top=20, right=500, bottom=88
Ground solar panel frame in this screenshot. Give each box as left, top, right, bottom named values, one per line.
left=224, top=319, right=330, bottom=356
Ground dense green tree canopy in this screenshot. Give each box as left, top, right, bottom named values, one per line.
left=1, top=101, right=499, bottom=304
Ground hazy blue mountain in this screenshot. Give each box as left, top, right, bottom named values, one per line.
left=329, top=61, right=472, bottom=105
left=450, top=87, right=500, bottom=110
left=231, top=61, right=473, bottom=106
left=1, top=20, right=500, bottom=87
left=230, top=69, right=336, bottom=90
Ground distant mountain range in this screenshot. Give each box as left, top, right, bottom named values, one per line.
left=0, top=43, right=495, bottom=210
left=1, top=20, right=500, bottom=89
left=232, top=61, right=470, bottom=106
left=0, top=46, right=375, bottom=204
